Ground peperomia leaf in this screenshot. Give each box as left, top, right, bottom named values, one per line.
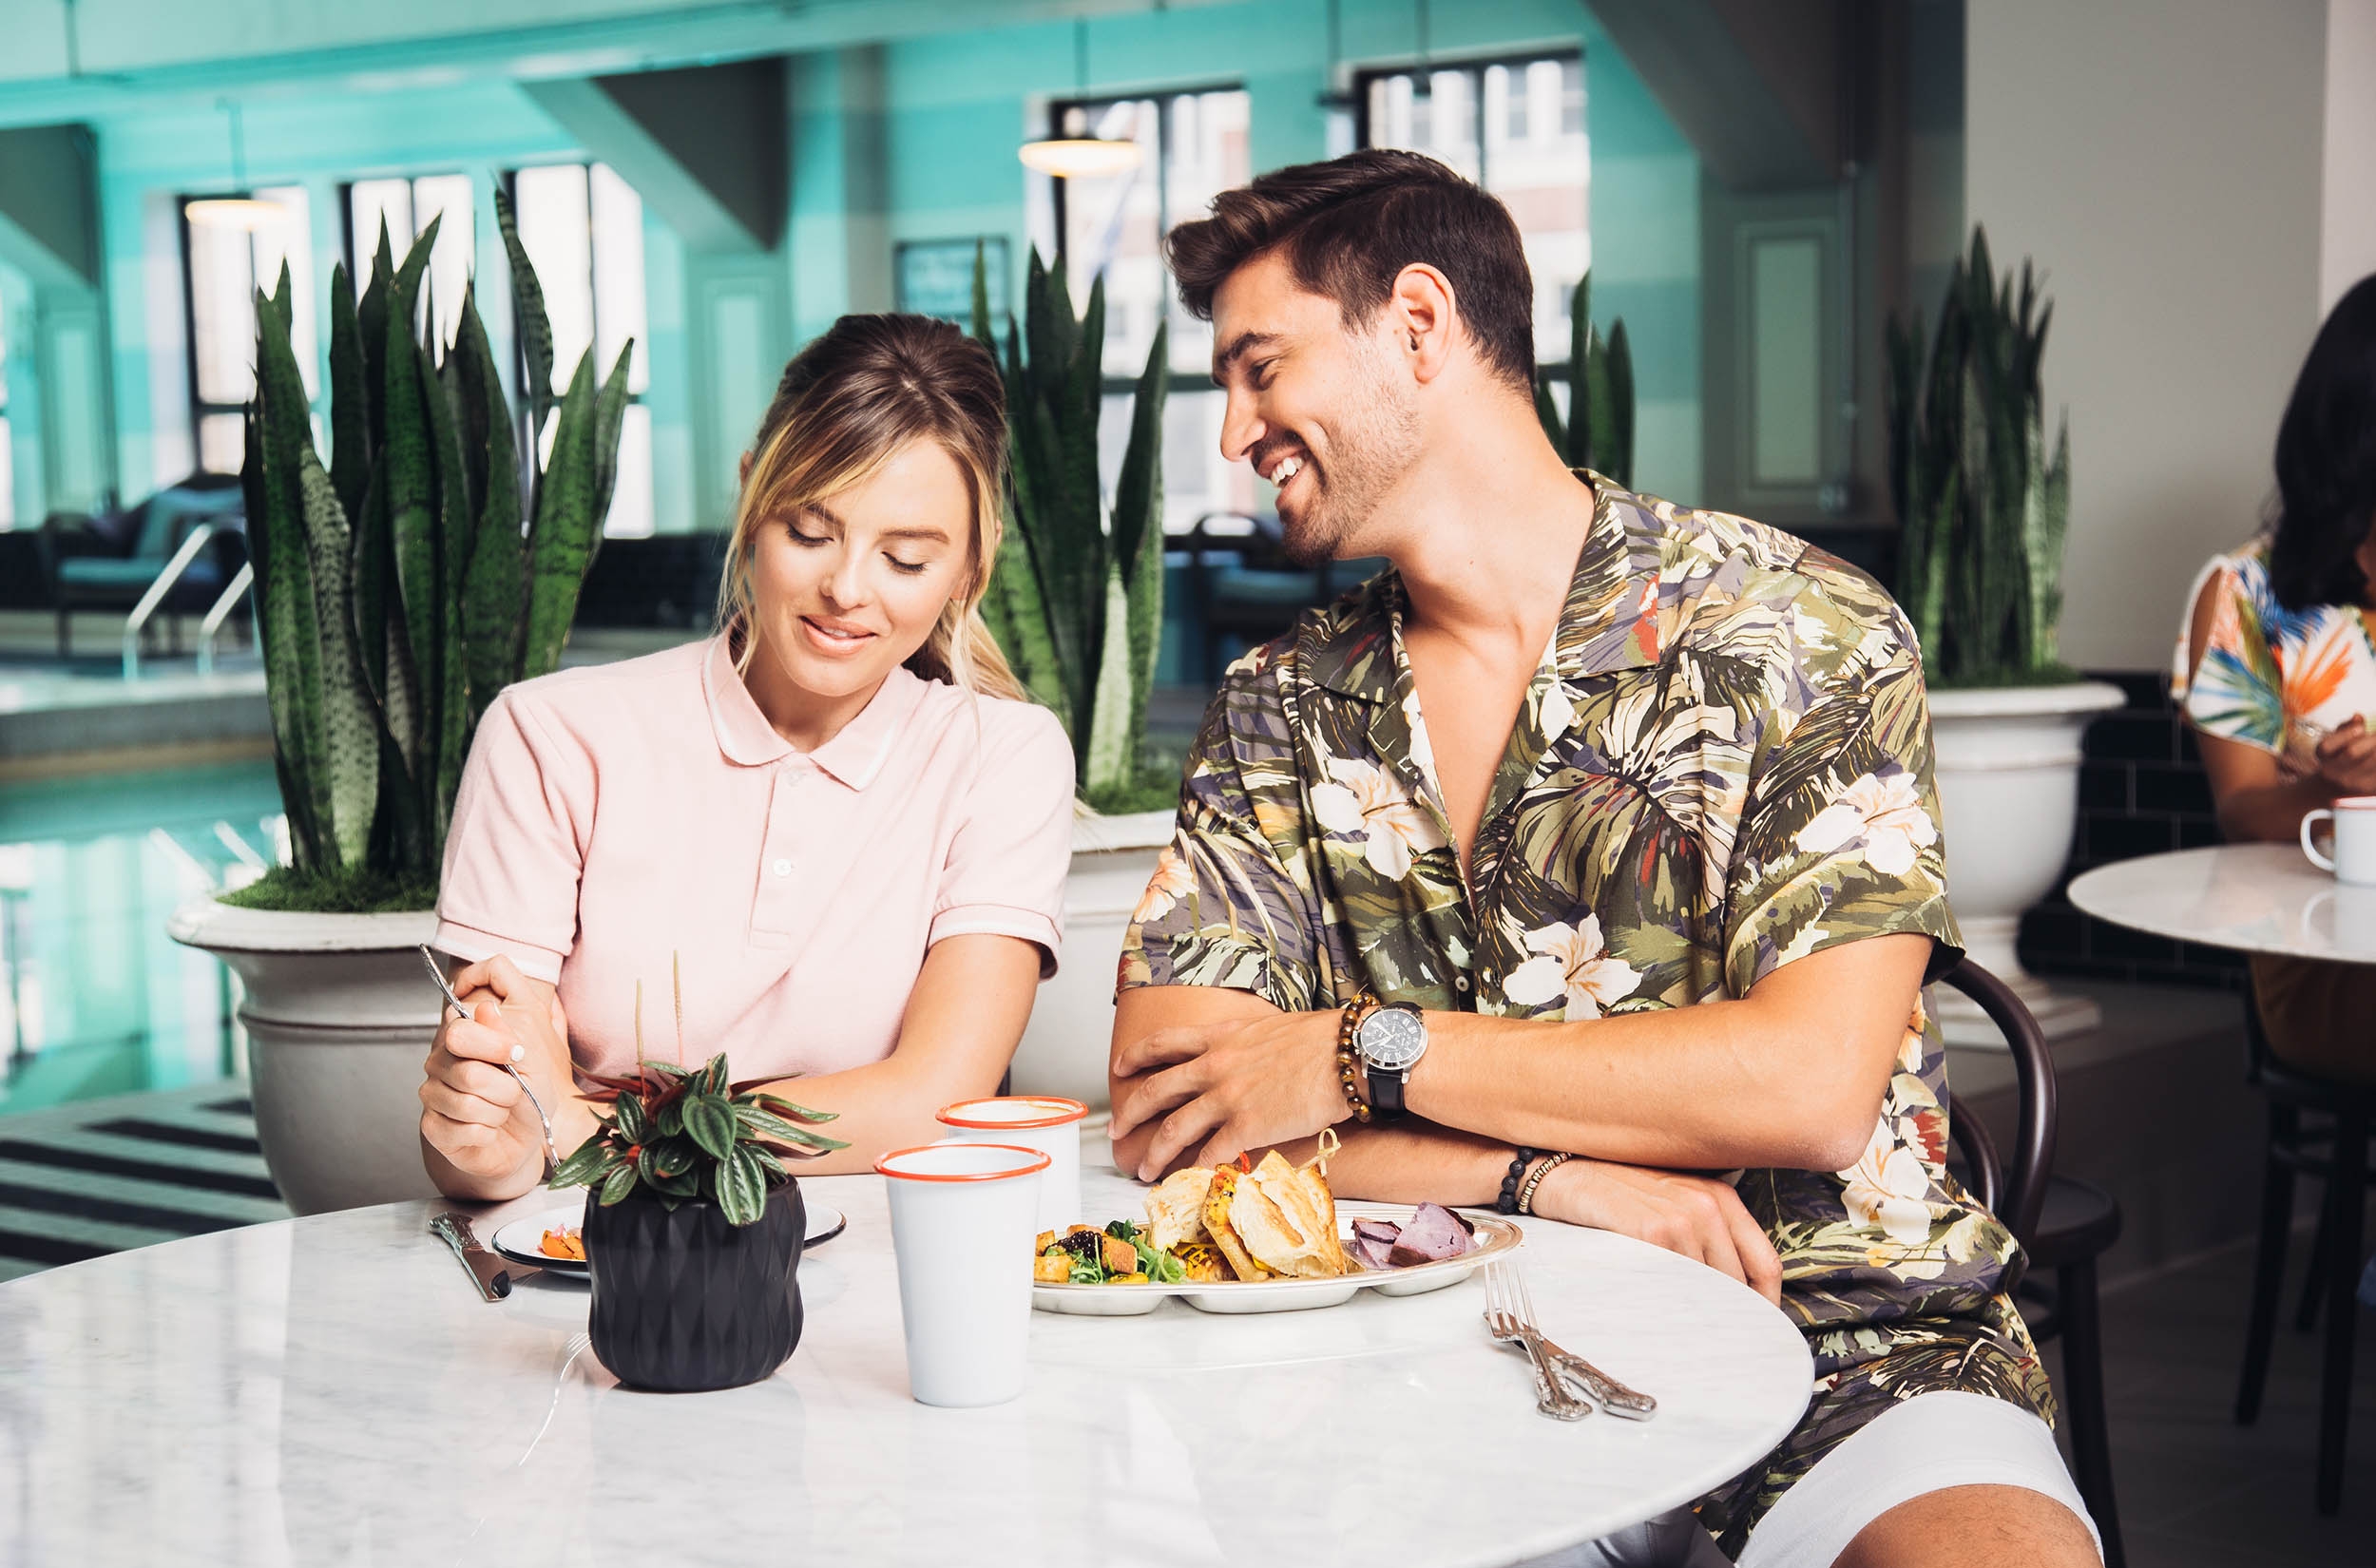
left=657, top=1100, right=683, bottom=1138
left=696, top=1053, right=729, bottom=1098
left=683, top=1094, right=737, bottom=1161
left=749, top=1093, right=840, bottom=1124
left=611, top=1089, right=650, bottom=1144
left=549, top=1138, right=615, bottom=1188
left=597, top=1162, right=637, bottom=1206
left=716, top=1143, right=767, bottom=1226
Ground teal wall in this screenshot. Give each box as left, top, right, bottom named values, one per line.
left=10, top=0, right=1704, bottom=531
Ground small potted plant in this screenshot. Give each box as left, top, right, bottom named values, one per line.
left=550, top=1052, right=847, bottom=1393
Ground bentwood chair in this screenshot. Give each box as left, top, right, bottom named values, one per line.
left=2232, top=981, right=2373, bottom=1515
left=1938, top=957, right=2127, bottom=1568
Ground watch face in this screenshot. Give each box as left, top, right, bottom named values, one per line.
left=1359, top=1006, right=1428, bottom=1070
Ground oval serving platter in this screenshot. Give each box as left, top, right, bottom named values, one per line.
left=1031, top=1202, right=1520, bottom=1316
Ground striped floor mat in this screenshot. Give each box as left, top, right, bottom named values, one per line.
left=0, top=1083, right=288, bottom=1282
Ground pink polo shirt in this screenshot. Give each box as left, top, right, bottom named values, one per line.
left=431, top=636, right=1075, bottom=1081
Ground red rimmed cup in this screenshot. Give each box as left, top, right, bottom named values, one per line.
left=934, top=1096, right=1088, bottom=1234
left=875, top=1141, right=1051, bottom=1406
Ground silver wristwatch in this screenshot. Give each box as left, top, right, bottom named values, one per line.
left=1355, top=1001, right=1428, bottom=1118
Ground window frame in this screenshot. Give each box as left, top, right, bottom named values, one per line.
left=1044, top=81, right=1244, bottom=400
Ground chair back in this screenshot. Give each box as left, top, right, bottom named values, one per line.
left=1936, top=957, right=2058, bottom=1246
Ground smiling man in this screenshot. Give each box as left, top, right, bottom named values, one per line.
left=1106, top=150, right=2099, bottom=1568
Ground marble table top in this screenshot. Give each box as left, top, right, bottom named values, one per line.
left=2066, top=842, right=2376, bottom=964
left=0, top=1134, right=1811, bottom=1567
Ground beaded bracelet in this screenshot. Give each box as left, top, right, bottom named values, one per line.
left=1518, top=1151, right=1573, bottom=1215
left=1334, top=994, right=1379, bottom=1124
left=1496, top=1148, right=1542, bottom=1214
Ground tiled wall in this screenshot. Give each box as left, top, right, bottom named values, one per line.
left=2017, top=669, right=2249, bottom=990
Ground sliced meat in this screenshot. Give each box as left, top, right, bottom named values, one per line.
left=1351, top=1218, right=1402, bottom=1248
left=1385, top=1202, right=1472, bottom=1267
left=1348, top=1233, right=1396, bottom=1271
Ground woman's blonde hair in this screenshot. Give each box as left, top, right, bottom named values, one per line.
left=719, top=314, right=1026, bottom=702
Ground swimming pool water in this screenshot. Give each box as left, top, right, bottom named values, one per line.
left=0, top=761, right=285, bottom=1114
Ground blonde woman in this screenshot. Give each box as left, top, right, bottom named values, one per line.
left=418, top=315, right=1075, bottom=1201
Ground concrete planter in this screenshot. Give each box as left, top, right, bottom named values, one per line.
left=1927, top=680, right=2126, bottom=1045
left=167, top=900, right=442, bottom=1214
left=1008, top=808, right=1174, bottom=1111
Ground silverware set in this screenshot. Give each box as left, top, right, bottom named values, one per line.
left=1484, top=1258, right=1657, bottom=1422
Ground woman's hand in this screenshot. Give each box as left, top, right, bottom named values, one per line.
left=1526, top=1156, right=1783, bottom=1305
left=2313, top=717, right=2376, bottom=795
left=418, top=956, right=572, bottom=1199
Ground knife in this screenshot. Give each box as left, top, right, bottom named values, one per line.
left=431, top=1212, right=536, bottom=1300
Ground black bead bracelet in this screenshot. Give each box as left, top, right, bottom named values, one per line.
left=1496, top=1147, right=1542, bottom=1215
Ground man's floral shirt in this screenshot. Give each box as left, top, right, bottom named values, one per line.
left=1121, top=474, right=2053, bottom=1552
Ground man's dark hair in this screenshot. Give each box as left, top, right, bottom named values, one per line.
left=2269, top=270, right=2376, bottom=610
left=1164, top=148, right=1537, bottom=394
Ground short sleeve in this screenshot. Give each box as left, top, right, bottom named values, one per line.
left=2177, top=557, right=2286, bottom=753
left=1120, top=659, right=1324, bottom=1011
left=929, top=704, right=1075, bottom=978
left=432, top=692, right=590, bottom=985
left=1721, top=610, right=1960, bottom=998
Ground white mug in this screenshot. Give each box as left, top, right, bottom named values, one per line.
left=876, top=1141, right=1048, bottom=1407
left=2300, top=796, right=2376, bottom=887
left=934, top=1096, right=1087, bottom=1234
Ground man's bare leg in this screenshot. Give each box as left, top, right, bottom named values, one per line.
left=1832, top=1484, right=2098, bottom=1568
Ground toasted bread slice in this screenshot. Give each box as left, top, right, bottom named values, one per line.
left=1144, top=1165, right=1216, bottom=1252
left=1202, top=1166, right=1275, bottom=1281
left=1233, top=1151, right=1346, bottom=1278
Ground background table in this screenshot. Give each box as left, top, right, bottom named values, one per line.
left=0, top=1135, right=1811, bottom=1567
left=2067, top=843, right=2376, bottom=962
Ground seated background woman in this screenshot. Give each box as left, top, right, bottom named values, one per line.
left=418, top=314, right=1076, bottom=1200
left=2178, top=272, right=2376, bottom=1087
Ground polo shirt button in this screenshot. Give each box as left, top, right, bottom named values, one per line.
left=772, top=858, right=793, bottom=876
left=1455, top=974, right=1472, bottom=992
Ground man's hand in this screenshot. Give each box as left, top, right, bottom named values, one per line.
left=1527, top=1156, right=1783, bottom=1305
left=1106, top=1004, right=1348, bottom=1180
left=2314, top=717, right=2376, bottom=795
left=419, top=955, right=570, bottom=1194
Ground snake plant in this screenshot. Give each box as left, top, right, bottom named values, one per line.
left=969, top=245, right=1169, bottom=807
left=1535, top=271, right=1635, bottom=489
left=551, top=1052, right=846, bottom=1226
left=1887, top=226, right=2074, bottom=687
left=234, top=189, right=633, bottom=911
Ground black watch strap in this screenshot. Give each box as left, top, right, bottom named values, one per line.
left=1366, top=1062, right=1408, bottom=1118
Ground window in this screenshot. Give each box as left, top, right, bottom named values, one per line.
left=181, top=185, right=314, bottom=474
left=346, top=174, right=476, bottom=346
left=507, top=163, right=653, bottom=538
left=1359, top=53, right=1587, bottom=368
left=1030, top=86, right=1256, bottom=532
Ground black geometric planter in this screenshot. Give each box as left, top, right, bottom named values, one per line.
left=584, top=1180, right=805, bottom=1392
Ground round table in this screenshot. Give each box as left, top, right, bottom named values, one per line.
left=0, top=1138, right=1812, bottom=1567
left=2066, top=842, right=2376, bottom=961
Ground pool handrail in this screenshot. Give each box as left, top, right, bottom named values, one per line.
left=122, top=524, right=219, bottom=681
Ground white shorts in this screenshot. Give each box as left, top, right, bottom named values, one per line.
left=1523, top=1390, right=2101, bottom=1568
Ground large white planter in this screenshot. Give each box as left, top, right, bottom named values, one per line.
left=1927, top=680, right=2126, bottom=1045
left=1007, top=808, right=1175, bottom=1111
left=167, top=900, right=443, bottom=1214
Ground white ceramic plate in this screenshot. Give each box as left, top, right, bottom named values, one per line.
left=1031, top=1202, right=1519, bottom=1316
left=492, top=1199, right=848, bottom=1279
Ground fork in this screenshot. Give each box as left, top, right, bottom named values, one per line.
left=1483, top=1260, right=1592, bottom=1421
left=1510, top=1264, right=1658, bottom=1421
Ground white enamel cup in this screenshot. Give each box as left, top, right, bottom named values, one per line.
left=2300, top=796, right=2376, bottom=886
left=875, top=1141, right=1049, bottom=1407
left=934, top=1096, right=1088, bottom=1233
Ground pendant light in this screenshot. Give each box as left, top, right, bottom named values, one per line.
left=185, top=100, right=285, bottom=232
left=1018, top=19, right=1146, bottom=180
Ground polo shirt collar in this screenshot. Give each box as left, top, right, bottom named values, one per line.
left=1299, top=470, right=1665, bottom=706
left=701, top=633, right=926, bottom=789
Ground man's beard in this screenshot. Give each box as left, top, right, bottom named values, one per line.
left=1275, top=347, right=1420, bottom=566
